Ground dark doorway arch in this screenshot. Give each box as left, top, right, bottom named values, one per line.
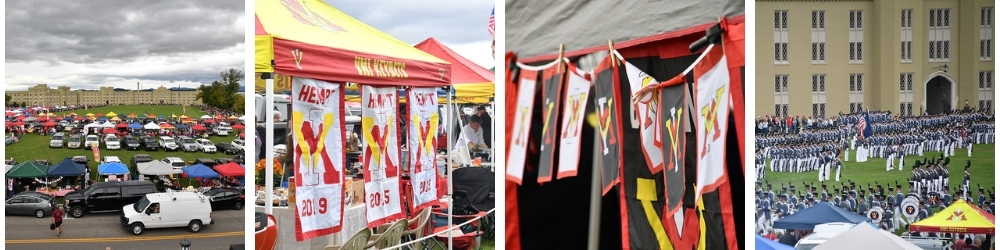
left=924, top=75, right=954, bottom=115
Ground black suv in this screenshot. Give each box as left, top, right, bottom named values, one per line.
left=64, top=180, right=157, bottom=218
left=123, top=136, right=141, bottom=150
left=140, top=136, right=158, bottom=151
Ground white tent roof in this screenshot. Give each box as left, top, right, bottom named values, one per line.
left=99, top=122, right=115, bottom=128
left=143, top=122, right=160, bottom=130
left=200, top=115, right=212, bottom=119
left=83, top=122, right=100, bottom=129
left=136, top=160, right=181, bottom=175
left=814, top=224, right=922, bottom=250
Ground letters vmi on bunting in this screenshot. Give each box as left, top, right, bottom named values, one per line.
left=291, top=77, right=346, bottom=241
left=506, top=69, right=539, bottom=185
left=407, top=87, right=441, bottom=211
left=361, top=85, right=405, bottom=228
left=694, top=44, right=730, bottom=201
left=537, top=64, right=564, bottom=183
left=556, top=64, right=590, bottom=179
left=591, top=55, right=623, bottom=195
left=659, top=75, right=688, bottom=216
left=624, top=59, right=665, bottom=175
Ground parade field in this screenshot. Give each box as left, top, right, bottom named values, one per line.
left=764, top=145, right=996, bottom=193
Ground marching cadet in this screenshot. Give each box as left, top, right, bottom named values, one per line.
left=788, top=186, right=798, bottom=206
left=941, top=188, right=952, bottom=208
left=833, top=189, right=842, bottom=207
left=978, top=187, right=986, bottom=207
left=964, top=165, right=971, bottom=200
left=884, top=202, right=895, bottom=231
left=857, top=191, right=869, bottom=216
left=897, top=144, right=904, bottom=171
left=867, top=187, right=876, bottom=205
left=886, top=143, right=896, bottom=171
left=841, top=192, right=853, bottom=212
left=911, top=162, right=922, bottom=194
left=762, top=192, right=772, bottom=226
left=767, top=183, right=776, bottom=202
left=820, top=185, right=828, bottom=201
left=871, top=193, right=882, bottom=208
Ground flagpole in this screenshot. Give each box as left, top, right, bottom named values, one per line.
left=446, top=85, right=454, bottom=250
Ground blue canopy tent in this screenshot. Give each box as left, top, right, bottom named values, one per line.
left=47, top=157, right=87, bottom=177
left=97, top=117, right=108, bottom=122
left=772, top=202, right=870, bottom=230
left=755, top=235, right=794, bottom=250
left=182, top=164, right=220, bottom=179
left=128, top=122, right=142, bottom=129
left=175, top=123, right=190, bottom=130
left=97, top=162, right=130, bottom=175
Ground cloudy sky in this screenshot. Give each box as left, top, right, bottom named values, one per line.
left=5, top=1, right=245, bottom=91
left=329, top=0, right=495, bottom=69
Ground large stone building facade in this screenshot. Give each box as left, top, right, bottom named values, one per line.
left=7, top=84, right=202, bottom=107
left=756, top=0, right=995, bottom=117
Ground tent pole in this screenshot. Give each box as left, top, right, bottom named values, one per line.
left=447, top=86, right=454, bottom=249
left=587, top=133, right=602, bottom=249
left=265, top=77, right=274, bottom=215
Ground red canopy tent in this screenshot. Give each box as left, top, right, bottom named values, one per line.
left=43, top=121, right=57, bottom=127
left=204, top=119, right=214, bottom=124
left=232, top=124, right=245, bottom=130
left=116, top=123, right=128, bottom=128
left=102, top=128, right=117, bottom=134
left=192, top=124, right=207, bottom=131
left=414, top=37, right=495, bottom=104
left=13, top=121, right=26, bottom=126
left=213, top=162, right=245, bottom=177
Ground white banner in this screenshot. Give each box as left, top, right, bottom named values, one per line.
left=694, top=44, right=730, bottom=200
left=624, top=60, right=664, bottom=174
left=506, top=70, right=539, bottom=184
left=407, top=87, right=440, bottom=211
left=361, top=85, right=405, bottom=228
left=556, top=68, right=590, bottom=179
left=291, top=77, right=346, bottom=241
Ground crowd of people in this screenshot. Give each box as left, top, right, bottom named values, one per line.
left=754, top=109, right=996, bottom=248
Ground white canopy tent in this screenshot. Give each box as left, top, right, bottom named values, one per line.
left=813, top=224, right=923, bottom=250
left=99, top=122, right=115, bottom=128
left=143, top=122, right=160, bottom=130
left=136, top=161, right=182, bottom=176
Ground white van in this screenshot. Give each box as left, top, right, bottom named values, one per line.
left=120, top=191, right=214, bottom=235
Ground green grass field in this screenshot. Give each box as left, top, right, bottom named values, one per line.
left=761, top=144, right=995, bottom=235
left=763, top=144, right=995, bottom=193
left=6, top=105, right=244, bottom=184
left=41, top=104, right=211, bottom=120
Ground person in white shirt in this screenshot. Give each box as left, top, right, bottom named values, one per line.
left=455, top=116, right=487, bottom=150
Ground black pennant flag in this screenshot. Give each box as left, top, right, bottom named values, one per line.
left=659, top=75, right=687, bottom=216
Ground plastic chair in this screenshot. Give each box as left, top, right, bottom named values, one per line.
left=366, top=219, right=408, bottom=249
left=324, top=228, right=371, bottom=250
left=377, top=207, right=432, bottom=250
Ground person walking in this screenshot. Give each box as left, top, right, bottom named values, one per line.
left=52, top=204, right=64, bottom=236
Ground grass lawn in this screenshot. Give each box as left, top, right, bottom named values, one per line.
left=762, top=144, right=995, bottom=193
left=6, top=105, right=245, bottom=187
left=761, top=144, right=995, bottom=235
left=43, top=104, right=212, bottom=119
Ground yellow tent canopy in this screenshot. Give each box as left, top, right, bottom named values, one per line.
left=255, top=0, right=451, bottom=90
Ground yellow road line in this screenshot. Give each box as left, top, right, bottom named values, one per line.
left=6, top=231, right=245, bottom=244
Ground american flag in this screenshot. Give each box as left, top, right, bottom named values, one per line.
left=489, top=7, right=495, bottom=58
left=857, top=116, right=866, bottom=138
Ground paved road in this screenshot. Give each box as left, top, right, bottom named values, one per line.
left=5, top=208, right=246, bottom=249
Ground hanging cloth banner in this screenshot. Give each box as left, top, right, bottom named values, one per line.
left=291, top=77, right=346, bottom=241
left=537, top=62, right=564, bottom=183
left=407, top=87, right=441, bottom=212
left=556, top=63, right=590, bottom=179
left=694, top=44, right=730, bottom=201
left=505, top=68, right=540, bottom=185
left=658, top=76, right=688, bottom=217
left=361, top=85, right=405, bottom=228
left=622, top=57, right=665, bottom=175
left=591, top=55, right=624, bottom=195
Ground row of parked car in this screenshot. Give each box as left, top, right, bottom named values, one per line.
left=6, top=180, right=243, bottom=235
left=48, top=133, right=244, bottom=154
